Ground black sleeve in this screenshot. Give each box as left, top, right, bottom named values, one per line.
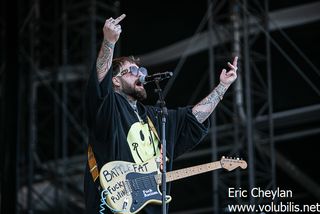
left=166, top=107, right=210, bottom=159
left=85, top=65, right=113, bottom=129
left=85, top=65, right=118, bottom=165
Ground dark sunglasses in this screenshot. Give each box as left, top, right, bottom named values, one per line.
left=116, top=66, right=148, bottom=77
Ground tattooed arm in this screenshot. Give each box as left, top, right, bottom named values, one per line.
left=192, top=83, right=229, bottom=123
left=96, top=14, right=126, bottom=82
left=96, top=40, right=114, bottom=82
left=192, top=56, right=238, bottom=123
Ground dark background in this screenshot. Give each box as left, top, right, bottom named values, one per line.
left=1, top=0, right=320, bottom=213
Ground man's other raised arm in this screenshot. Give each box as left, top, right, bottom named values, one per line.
left=192, top=56, right=238, bottom=123
left=96, top=14, right=126, bottom=82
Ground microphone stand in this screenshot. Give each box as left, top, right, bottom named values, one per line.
left=154, top=79, right=168, bottom=214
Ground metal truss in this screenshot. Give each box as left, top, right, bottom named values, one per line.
left=16, top=0, right=120, bottom=213
left=141, top=0, right=320, bottom=213
left=9, top=0, right=320, bottom=213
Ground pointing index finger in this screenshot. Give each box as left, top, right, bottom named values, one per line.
left=113, top=14, right=126, bottom=25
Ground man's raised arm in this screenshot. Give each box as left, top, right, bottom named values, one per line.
left=96, top=14, right=126, bottom=82
left=192, top=56, right=238, bottom=123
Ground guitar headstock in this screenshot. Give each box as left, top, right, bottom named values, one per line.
left=220, top=156, right=247, bottom=171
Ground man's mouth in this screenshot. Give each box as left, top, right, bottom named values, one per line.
left=135, top=80, right=143, bottom=87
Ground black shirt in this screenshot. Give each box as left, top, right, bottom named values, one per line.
left=84, top=66, right=210, bottom=213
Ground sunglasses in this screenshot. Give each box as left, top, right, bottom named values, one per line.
left=116, top=66, right=148, bottom=77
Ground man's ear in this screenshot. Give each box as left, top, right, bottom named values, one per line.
left=112, top=76, right=121, bottom=87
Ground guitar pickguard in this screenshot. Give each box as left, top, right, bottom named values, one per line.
left=126, top=171, right=162, bottom=213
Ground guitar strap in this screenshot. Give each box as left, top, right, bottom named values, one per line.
left=87, top=144, right=99, bottom=183
left=87, top=116, right=160, bottom=188
left=147, top=116, right=160, bottom=141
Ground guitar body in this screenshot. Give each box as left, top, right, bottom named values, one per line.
left=99, top=157, right=171, bottom=213
left=99, top=156, right=247, bottom=213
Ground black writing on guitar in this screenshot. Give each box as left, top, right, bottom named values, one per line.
left=99, top=156, right=247, bottom=214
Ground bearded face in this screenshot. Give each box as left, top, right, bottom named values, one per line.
left=121, top=78, right=147, bottom=101
left=112, top=62, right=148, bottom=101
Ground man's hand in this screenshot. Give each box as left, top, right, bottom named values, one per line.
left=96, top=14, right=126, bottom=82
left=103, top=14, right=126, bottom=45
left=192, top=56, right=238, bottom=123
left=220, top=56, right=238, bottom=87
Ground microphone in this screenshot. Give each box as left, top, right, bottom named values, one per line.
left=139, top=71, right=173, bottom=84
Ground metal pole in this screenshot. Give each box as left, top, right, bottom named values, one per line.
left=231, top=0, right=242, bottom=191
left=264, top=0, right=276, bottom=191
left=28, top=81, right=37, bottom=214
left=232, top=0, right=246, bottom=123
left=27, top=0, right=40, bottom=212
left=53, top=0, right=60, bottom=211
left=54, top=78, right=60, bottom=211
left=243, top=0, right=256, bottom=206
left=207, top=1, right=219, bottom=213
left=61, top=0, right=68, bottom=212
left=161, top=114, right=168, bottom=214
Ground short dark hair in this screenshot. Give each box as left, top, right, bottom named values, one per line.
left=112, top=56, right=140, bottom=77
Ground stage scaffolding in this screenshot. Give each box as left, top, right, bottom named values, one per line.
left=11, top=0, right=120, bottom=213
left=1, top=0, right=320, bottom=213
left=162, top=0, right=320, bottom=213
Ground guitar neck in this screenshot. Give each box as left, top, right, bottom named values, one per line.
left=155, top=161, right=222, bottom=185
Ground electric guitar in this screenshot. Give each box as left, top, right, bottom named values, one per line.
left=99, top=156, right=247, bottom=213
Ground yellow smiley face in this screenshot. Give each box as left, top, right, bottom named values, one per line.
left=127, top=122, right=160, bottom=163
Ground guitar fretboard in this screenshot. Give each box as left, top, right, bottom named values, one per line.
left=155, top=161, right=222, bottom=184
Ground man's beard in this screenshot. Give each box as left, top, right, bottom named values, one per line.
left=122, top=80, right=147, bottom=101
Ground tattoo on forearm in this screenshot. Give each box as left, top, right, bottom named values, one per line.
left=192, top=110, right=211, bottom=123
left=96, top=40, right=114, bottom=82
left=192, top=83, right=228, bottom=123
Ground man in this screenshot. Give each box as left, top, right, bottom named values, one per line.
left=84, top=14, right=238, bottom=213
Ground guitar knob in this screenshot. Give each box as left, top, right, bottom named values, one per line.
left=134, top=200, right=138, bottom=204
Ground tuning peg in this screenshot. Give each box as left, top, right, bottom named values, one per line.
left=237, top=158, right=240, bottom=160
left=222, top=156, right=225, bottom=158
